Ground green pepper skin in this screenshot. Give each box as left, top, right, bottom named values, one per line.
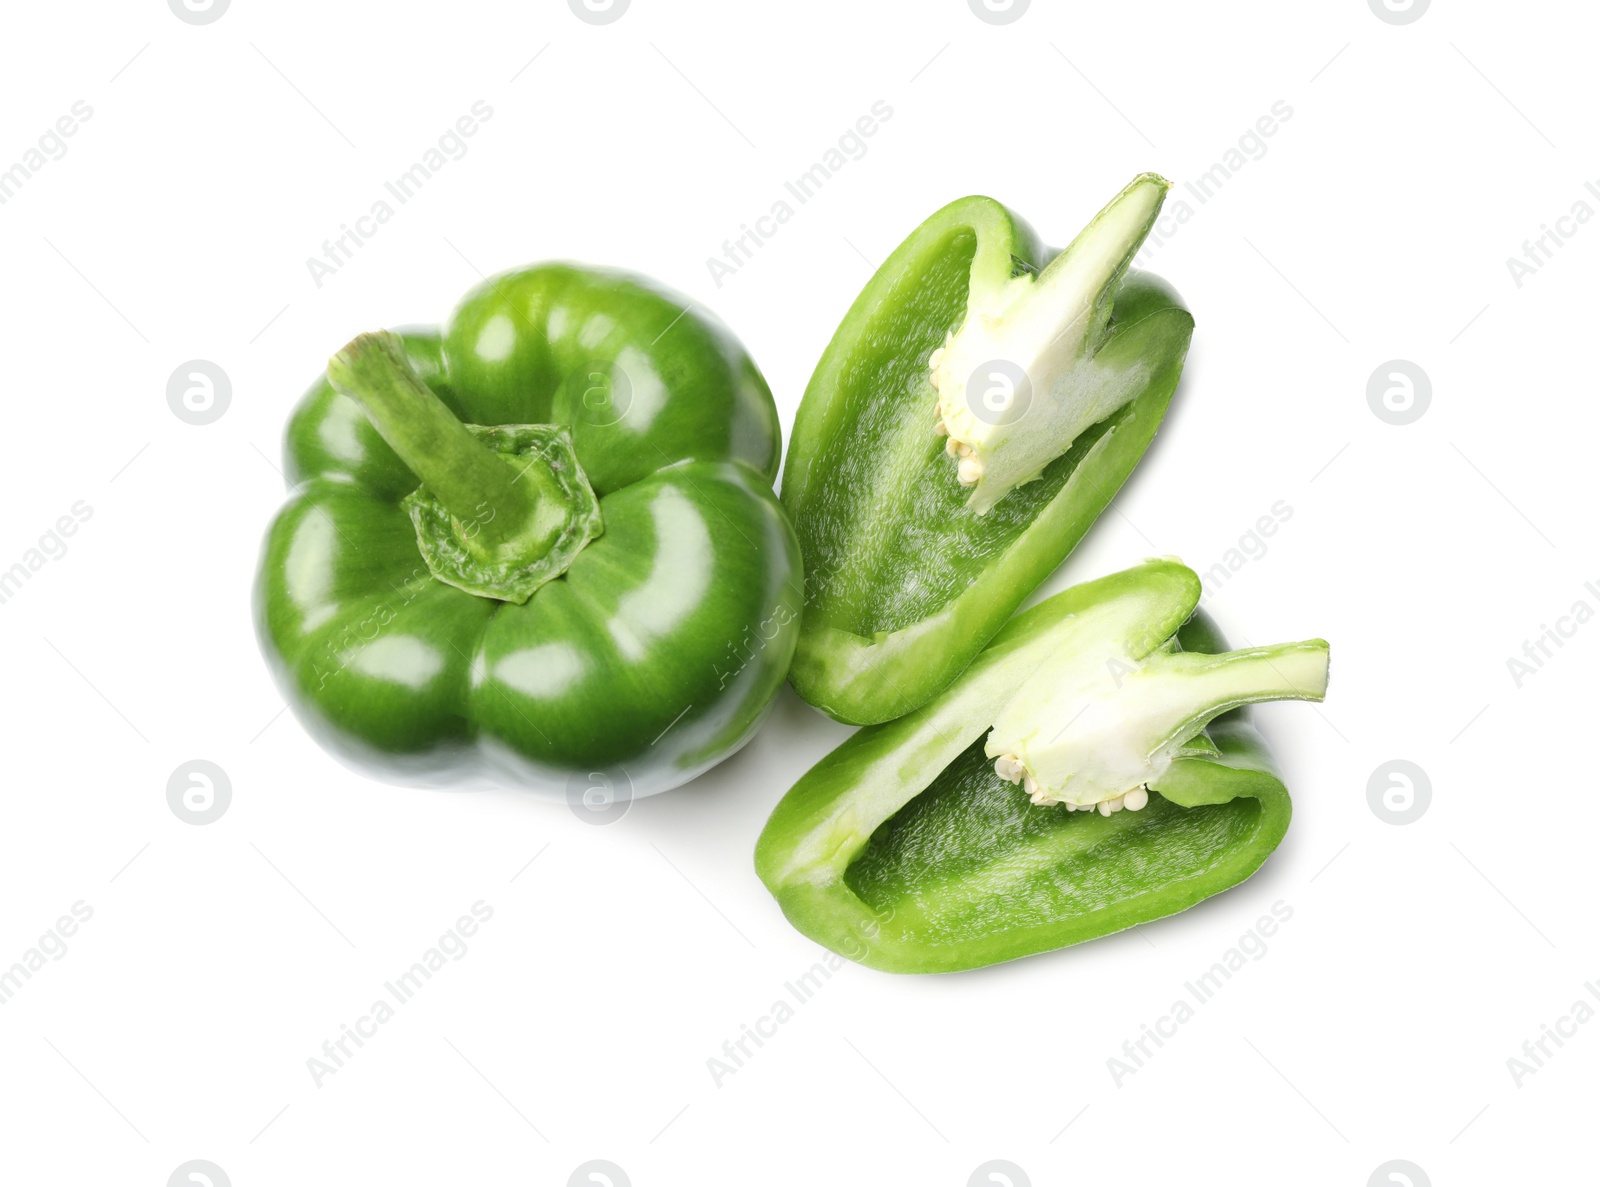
left=782, top=197, right=1193, bottom=725
left=755, top=560, right=1299, bottom=974
left=256, top=265, right=801, bottom=797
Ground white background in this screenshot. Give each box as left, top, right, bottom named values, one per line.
left=1, top=1, right=1592, bottom=1184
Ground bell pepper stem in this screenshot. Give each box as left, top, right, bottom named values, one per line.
left=326, top=330, right=603, bottom=603
left=934, top=173, right=1170, bottom=514
left=327, top=331, right=537, bottom=549
left=986, top=634, right=1329, bottom=812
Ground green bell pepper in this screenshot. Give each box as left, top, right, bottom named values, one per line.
left=782, top=175, right=1194, bottom=724
left=755, top=559, right=1329, bottom=973
left=255, top=264, right=801, bottom=797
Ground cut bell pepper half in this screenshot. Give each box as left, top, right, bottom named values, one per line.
left=755, top=559, right=1329, bottom=974
left=781, top=176, right=1194, bottom=725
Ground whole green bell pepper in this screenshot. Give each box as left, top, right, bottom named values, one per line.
left=755, top=559, right=1329, bottom=973
left=255, top=264, right=801, bottom=797
left=782, top=175, right=1193, bottom=725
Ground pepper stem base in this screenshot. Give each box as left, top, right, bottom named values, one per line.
left=403, top=424, right=603, bottom=604
left=327, top=331, right=604, bottom=604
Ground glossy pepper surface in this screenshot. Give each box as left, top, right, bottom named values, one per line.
left=782, top=176, right=1193, bottom=725
left=256, top=265, right=801, bottom=797
left=755, top=560, right=1329, bottom=974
